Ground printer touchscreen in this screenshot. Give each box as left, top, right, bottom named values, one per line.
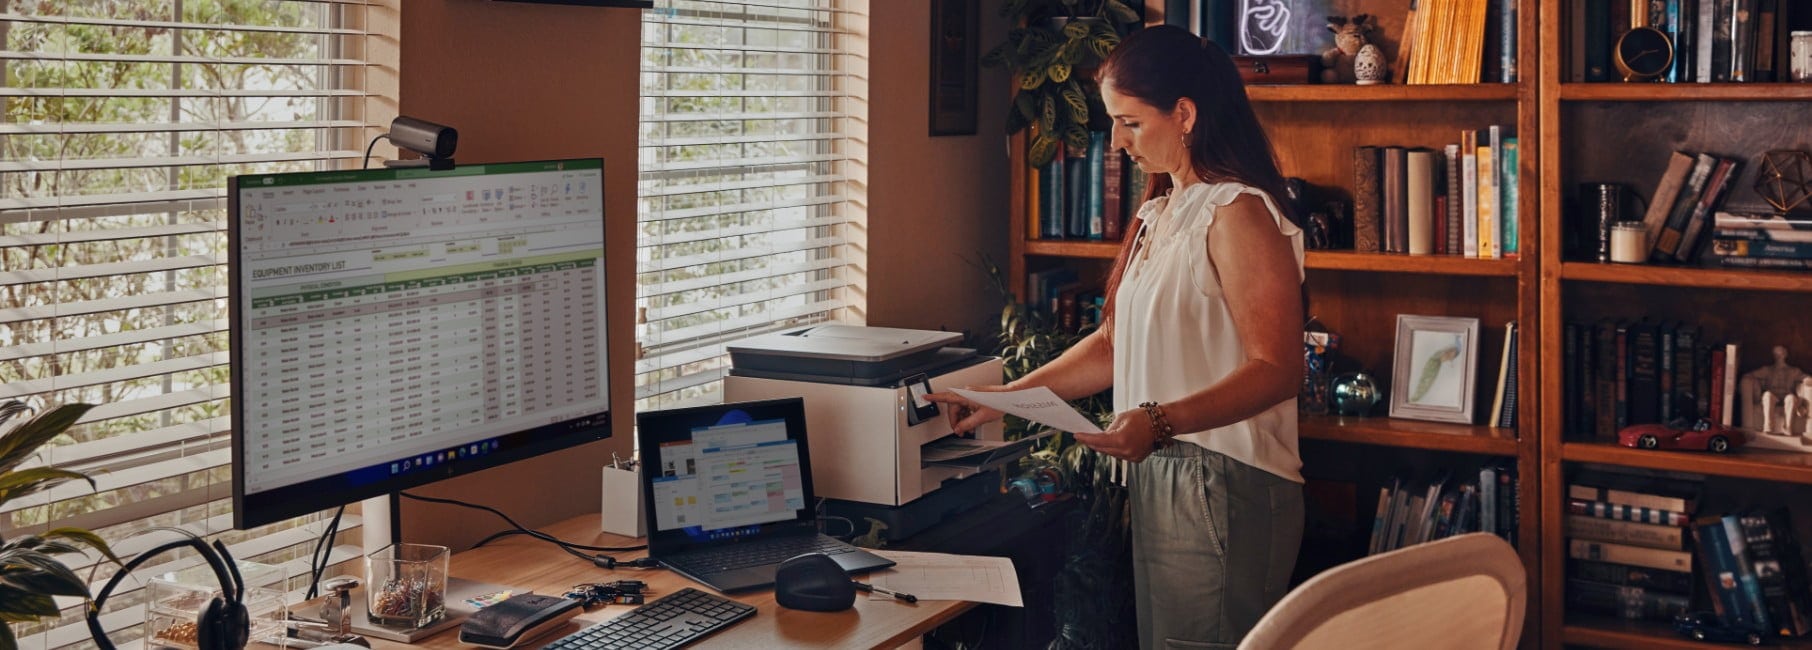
left=649, top=418, right=806, bottom=539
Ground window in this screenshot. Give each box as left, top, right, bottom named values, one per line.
left=637, top=0, right=863, bottom=410
left=0, top=2, right=396, bottom=645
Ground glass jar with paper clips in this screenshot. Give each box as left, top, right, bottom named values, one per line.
left=365, top=543, right=449, bottom=629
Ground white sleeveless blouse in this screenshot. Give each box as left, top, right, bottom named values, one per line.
left=1112, top=181, right=1306, bottom=483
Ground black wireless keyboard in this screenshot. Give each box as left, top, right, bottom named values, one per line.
left=541, top=587, right=756, bottom=650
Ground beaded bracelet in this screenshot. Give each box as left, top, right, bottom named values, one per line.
left=1138, top=401, right=1176, bottom=451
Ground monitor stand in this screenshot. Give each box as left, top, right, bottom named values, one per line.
left=348, top=495, right=523, bottom=643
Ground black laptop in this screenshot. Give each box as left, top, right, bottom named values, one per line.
left=637, top=397, right=895, bottom=593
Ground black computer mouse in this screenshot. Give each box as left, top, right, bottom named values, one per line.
left=775, top=552, right=856, bottom=612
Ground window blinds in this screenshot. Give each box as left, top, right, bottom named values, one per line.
left=0, top=1, right=393, bottom=644
left=637, top=0, right=859, bottom=410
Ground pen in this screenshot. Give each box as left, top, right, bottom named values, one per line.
left=851, top=581, right=917, bottom=603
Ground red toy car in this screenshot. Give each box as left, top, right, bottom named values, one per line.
left=1618, top=419, right=1746, bottom=453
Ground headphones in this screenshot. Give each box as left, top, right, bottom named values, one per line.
left=87, top=528, right=250, bottom=650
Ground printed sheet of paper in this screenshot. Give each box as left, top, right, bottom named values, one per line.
left=919, top=428, right=1057, bottom=464
left=948, top=386, right=1104, bottom=434
left=869, top=550, right=1023, bottom=607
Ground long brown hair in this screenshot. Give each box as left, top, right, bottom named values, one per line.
left=1096, top=26, right=1297, bottom=337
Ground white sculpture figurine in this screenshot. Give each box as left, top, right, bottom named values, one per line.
left=1742, top=345, right=1808, bottom=434
left=1320, top=15, right=1382, bottom=84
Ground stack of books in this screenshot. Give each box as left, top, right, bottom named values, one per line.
left=1705, top=212, right=1812, bottom=270
left=1635, top=150, right=1743, bottom=265
left=1564, top=469, right=1701, bottom=621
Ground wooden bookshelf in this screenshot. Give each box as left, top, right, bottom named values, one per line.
left=1564, top=616, right=1812, bottom=649
left=1246, top=83, right=1519, bottom=103
left=1559, top=83, right=1812, bottom=102
left=1305, top=251, right=1522, bottom=276
left=1300, top=415, right=1519, bottom=456
left=1562, top=442, right=1812, bottom=486
left=1561, top=262, right=1812, bottom=292
left=1537, top=0, right=1812, bottom=646
left=1023, top=239, right=1120, bottom=259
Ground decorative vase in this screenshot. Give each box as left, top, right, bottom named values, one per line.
left=1354, top=44, right=1387, bottom=85
left=1331, top=372, right=1381, bottom=416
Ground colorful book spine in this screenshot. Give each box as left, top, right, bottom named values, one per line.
left=1500, top=137, right=1519, bottom=257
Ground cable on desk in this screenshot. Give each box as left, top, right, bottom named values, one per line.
left=305, top=505, right=344, bottom=599
left=404, top=492, right=652, bottom=561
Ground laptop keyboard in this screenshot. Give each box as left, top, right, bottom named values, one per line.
left=666, top=535, right=856, bottom=573
left=543, top=587, right=755, bottom=650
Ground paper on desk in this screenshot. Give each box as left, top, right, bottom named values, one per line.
left=868, top=550, right=1023, bottom=607
left=949, top=387, right=1103, bottom=434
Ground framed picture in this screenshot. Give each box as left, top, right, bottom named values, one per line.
left=1389, top=314, right=1481, bottom=424
left=929, top=0, right=978, bottom=136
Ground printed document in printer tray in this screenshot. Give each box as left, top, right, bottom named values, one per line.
left=921, top=429, right=1056, bottom=469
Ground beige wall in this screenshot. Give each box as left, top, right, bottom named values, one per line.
left=391, top=1, right=1010, bottom=549
left=864, top=1, right=1011, bottom=343
left=396, top=0, right=640, bottom=550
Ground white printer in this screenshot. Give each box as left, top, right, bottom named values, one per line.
left=723, top=325, right=1006, bottom=538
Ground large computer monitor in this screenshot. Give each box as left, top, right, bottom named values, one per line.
left=228, top=159, right=611, bottom=530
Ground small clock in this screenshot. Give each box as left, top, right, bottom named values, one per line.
left=1614, top=26, right=1674, bottom=82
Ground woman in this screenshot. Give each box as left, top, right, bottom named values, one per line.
left=926, top=25, right=1305, bottom=649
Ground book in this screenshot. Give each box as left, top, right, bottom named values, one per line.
left=1568, top=558, right=1695, bottom=593
left=1567, top=498, right=1691, bottom=526
left=1568, top=470, right=1700, bottom=513
left=1477, top=142, right=1497, bottom=258
left=1755, top=507, right=1812, bottom=636
left=1566, top=514, right=1687, bottom=550
left=1462, top=131, right=1479, bottom=257
left=1569, top=538, right=1694, bottom=572
left=1497, top=321, right=1520, bottom=429
left=1722, top=514, right=1774, bottom=633
left=1353, top=146, right=1382, bottom=253
left=1675, top=156, right=1741, bottom=262
left=1651, top=153, right=1715, bottom=262
left=1489, top=321, right=1515, bottom=428
left=1384, top=146, right=1409, bottom=254
left=1102, top=149, right=1124, bottom=242
left=1500, top=137, right=1519, bottom=257
left=1445, top=144, right=1463, bottom=255
left=1566, top=578, right=1693, bottom=620
left=1737, top=510, right=1812, bottom=636
left=1407, top=149, right=1436, bottom=255
left=1641, top=152, right=1697, bottom=254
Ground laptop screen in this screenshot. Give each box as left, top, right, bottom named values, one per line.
left=636, top=397, right=819, bottom=551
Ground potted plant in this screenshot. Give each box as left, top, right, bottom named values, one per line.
left=977, top=257, right=1137, bottom=650
left=0, top=400, right=118, bottom=646
left=983, top=0, right=1142, bottom=168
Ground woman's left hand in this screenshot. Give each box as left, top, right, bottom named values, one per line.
left=1074, top=408, right=1162, bottom=463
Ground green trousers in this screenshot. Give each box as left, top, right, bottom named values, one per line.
left=1129, top=443, right=1304, bottom=649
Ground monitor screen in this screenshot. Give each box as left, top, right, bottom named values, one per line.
left=636, top=398, right=818, bottom=551
left=229, top=159, right=610, bottom=529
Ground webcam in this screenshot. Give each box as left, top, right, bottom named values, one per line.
left=383, top=116, right=457, bottom=171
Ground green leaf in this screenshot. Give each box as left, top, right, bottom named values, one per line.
left=1048, top=61, right=1072, bottom=83
left=1028, top=133, right=1058, bottom=168
left=1060, top=83, right=1089, bottom=124
left=0, top=467, right=92, bottom=503
left=981, top=41, right=1009, bottom=68
left=1063, top=20, right=1091, bottom=40
left=0, top=586, right=58, bottom=619
left=0, top=552, right=88, bottom=597
left=0, top=402, right=28, bottom=429
left=1006, top=105, right=1030, bottom=135
left=1015, top=91, right=1039, bottom=122
left=1064, top=124, right=1091, bottom=152
left=1039, top=94, right=1057, bottom=133
left=43, top=528, right=117, bottom=564
left=0, top=404, right=93, bottom=474
left=1088, top=34, right=1117, bottom=61
left=1018, top=70, right=1045, bottom=90
left=1105, top=0, right=1142, bottom=24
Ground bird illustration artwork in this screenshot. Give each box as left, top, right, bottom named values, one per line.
left=1410, top=336, right=1463, bottom=403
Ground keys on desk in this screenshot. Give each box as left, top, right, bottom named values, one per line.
left=542, top=587, right=755, bottom=650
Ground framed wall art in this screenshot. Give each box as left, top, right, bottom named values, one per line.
left=1389, top=314, right=1481, bottom=424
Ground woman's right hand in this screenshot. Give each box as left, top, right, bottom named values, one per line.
left=923, top=385, right=1009, bottom=435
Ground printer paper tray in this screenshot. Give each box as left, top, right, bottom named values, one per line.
left=921, top=430, right=1056, bottom=471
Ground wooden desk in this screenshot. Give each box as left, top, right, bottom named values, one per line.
left=385, top=514, right=975, bottom=649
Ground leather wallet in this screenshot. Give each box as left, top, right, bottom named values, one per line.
left=457, top=594, right=581, bottom=648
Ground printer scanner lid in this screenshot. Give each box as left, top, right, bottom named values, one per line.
left=727, top=325, right=961, bottom=363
